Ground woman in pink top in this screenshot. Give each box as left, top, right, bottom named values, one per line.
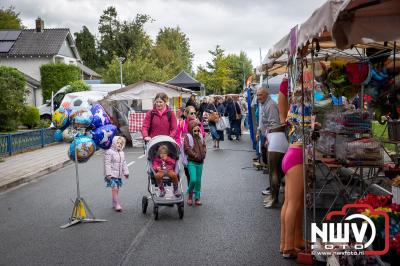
left=175, top=106, right=205, bottom=185
left=141, top=93, right=177, bottom=141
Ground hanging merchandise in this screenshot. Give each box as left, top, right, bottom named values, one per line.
left=68, top=136, right=96, bottom=163
left=52, top=107, right=70, bottom=130
left=91, top=124, right=118, bottom=150
left=345, top=62, right=371, bottom=85
left=90, top=104, right=111, bottom=129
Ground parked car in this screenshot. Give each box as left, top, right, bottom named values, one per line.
left=38, top=83, right=122, bottom=119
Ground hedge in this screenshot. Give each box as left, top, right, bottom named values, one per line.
left=65, top=80, right=90, bottom=94
left=0, top=66, right=26, bottom=131
left=20, top=105, right=40, bottom=129
left=40, top=63, right=80, bottom=101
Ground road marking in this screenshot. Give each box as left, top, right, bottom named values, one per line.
left=127, top=161, right=135, bottom=167
left=138, top=154, right=146, bottom=159
left=119, top=218, right=154, bottom=266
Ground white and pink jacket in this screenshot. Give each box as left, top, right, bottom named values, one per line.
left=104, top=136, right=129, bottom=179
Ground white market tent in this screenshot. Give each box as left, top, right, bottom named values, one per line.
left=104, top=80, right=193, bottom=101
left=332, top=0, right=400, bottom=49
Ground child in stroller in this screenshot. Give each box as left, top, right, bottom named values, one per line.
left=152, top=145, right=181, bottom=197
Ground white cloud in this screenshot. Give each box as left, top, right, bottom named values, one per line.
left=3, top=0, right=326, bottom=69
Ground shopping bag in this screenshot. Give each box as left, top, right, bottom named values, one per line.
left=216, top=116, right=230, bottom=130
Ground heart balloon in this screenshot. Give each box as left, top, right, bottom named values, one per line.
left=68, top=136, right=96, bottom=163
left=91, top=124, right=117, bottom=149
left=91, top=104, right=111, bottom=129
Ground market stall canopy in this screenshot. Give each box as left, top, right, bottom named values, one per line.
left=332, top=0, right=400, bottom=49
left=297, top=0, right=343, bottom=49
left=265, top=33, right=290, bottom=61
left=166, top=70, right=204, bottom=91
left=103, top=80, right=193, bottom=101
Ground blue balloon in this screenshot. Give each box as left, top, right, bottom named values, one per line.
left=54, top=129, right=63, bottom=142
left=90, top=104, right=111, bottom=129
left=91, top=124, right=117, bottom=149
left=70, top=108, right=93, bottom=128
left=68, top=136, right=96, bottom=163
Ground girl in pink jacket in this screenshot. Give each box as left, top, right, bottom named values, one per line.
left=152, top=145, right=180, bottom=197
left=104, top=136, right=129, bottom=211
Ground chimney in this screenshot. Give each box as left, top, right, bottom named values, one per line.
left=35, top=17, right=44, bottom=32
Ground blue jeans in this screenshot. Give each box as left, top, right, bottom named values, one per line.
left=228, top=119, right=241, bottom=138
left=209, top=123, right=223, bottom=140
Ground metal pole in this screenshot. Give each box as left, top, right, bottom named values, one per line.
left=301, top=58, right=308, bottom=252
left=74, top=134, right=80, bottom=199
left=120, top=62, right=123, bottom=88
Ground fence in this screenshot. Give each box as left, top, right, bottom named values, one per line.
left=0, top=128, right=56, bottom=156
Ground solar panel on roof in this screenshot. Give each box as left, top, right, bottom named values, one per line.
left=0, top=42, right=14, bottom=53
left=4, top=31, right=21, bottom=41
left=0, top=31, right=8, bottom=40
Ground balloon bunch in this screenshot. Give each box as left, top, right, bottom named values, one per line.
left=52, top=102, right=117, bottom=163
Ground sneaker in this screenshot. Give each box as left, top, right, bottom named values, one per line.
left=262, top=187, right=271, bottom=195
left=263, top=197, right=277, bottom=208
left=263, top=195, right=273, bottom=203
left=195, top=199, right=202, bottom=206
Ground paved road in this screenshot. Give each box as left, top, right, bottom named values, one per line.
left=0, top=135, right=296, bottom=266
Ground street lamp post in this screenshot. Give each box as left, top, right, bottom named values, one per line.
left=118, top=57, right=125, bottom=87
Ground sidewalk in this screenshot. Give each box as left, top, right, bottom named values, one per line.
left=0, top=143, right=71, bottom=192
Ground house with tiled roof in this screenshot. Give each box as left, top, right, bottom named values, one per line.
left=0, top=18, right=101, bottom=106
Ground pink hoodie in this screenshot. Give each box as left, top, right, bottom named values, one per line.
left=175, top=118, right=205, bottom=146
left=152, top=156, right=176, bottom=171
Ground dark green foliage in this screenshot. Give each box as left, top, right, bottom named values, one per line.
left=20, top=105, right=40, bottom=129
left=40, top=63, right=80, bottom=101
left=65, top=80, right=90, bottom=93
left=0, top=66, right=26, bottom=131
left=74, top=26, right=98, bottom=69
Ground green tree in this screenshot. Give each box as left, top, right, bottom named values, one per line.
left=0, top=6, right=22, bottom=29
left=40, top=63, right=80, bottom=101
left=225, top=51, right=253, bottom=93
left=196, top=46, right=237, bottom=95
left=116, top=14, right=153, bottom=59
left=102, top=54, right=168, bottom=85
left=74, top=26, right=98, bottom=69
left=65, top=80, right=90, bottom=94
left=152, top=26, right=194, bottom=78
left=0, top=66, right=26, bottom=131
left=98, top=6, right=120, bottom=66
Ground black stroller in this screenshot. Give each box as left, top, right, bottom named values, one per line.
left=142, top=136, right=184, bottom=220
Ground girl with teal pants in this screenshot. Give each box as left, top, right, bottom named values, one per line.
left=183, top=120, right=207, bottom=206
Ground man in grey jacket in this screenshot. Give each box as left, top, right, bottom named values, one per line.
left=256, top=86, right=287, bottom=208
